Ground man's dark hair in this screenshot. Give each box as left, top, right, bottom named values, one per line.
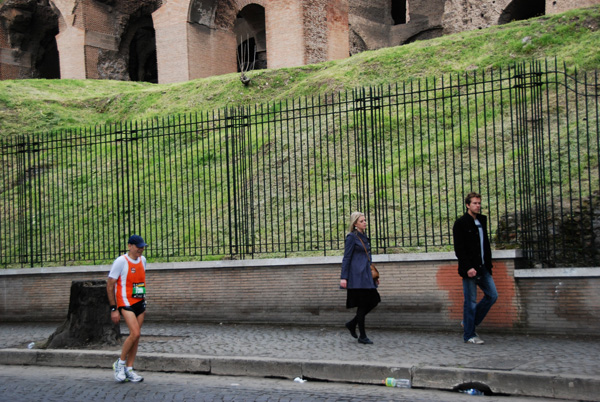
left=465, top=192, right=482, bottom=205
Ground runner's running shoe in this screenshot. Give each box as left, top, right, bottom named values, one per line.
left=125, top=368, right=144, bottom=382
left=113, top=360, right=126, bottom=382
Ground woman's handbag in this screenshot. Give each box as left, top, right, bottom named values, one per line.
left=356, top=234, right=379, bottom=282
left=370, top=263, right=380, bottom=282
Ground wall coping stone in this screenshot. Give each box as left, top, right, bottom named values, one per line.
left=0, top=250, right=523, bottom=276
left=514, top=267, right=600, bottom=278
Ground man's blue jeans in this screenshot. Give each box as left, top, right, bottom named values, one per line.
left=462, top=273, right=498, bottom=341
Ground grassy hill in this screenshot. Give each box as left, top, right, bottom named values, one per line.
left=1, top=6, right=600, bottom=267
left=1, top=6, right=599, bottom=138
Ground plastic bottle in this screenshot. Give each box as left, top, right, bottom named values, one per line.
left=27, top=342, right=35, bottom=349
left=293, top=377, right=307, bottom=383
left=459, top=388, right=484, bottom=395
left=384, top=378, right=411, bottom=388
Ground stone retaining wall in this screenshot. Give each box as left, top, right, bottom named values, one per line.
left=1, top=251, right=599, bottom=335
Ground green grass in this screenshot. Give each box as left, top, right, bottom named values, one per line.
left=1, top=7, right=600, bottom=267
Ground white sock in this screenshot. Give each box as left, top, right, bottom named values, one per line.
left=126, top=367, right=133, bottom=371
left=118, top=359, right=126, bottom=366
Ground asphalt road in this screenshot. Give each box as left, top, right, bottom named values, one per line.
left=0, top=365, right=570, bottom=402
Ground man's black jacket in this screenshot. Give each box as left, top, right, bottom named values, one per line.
left=452, top=212, right=493, bottom=278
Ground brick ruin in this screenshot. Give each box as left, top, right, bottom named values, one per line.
left=0, top=0, right=598, bottom=84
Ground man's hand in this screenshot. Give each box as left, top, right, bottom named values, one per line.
left=106, top=277, right=119, bottom=323
left=467, top=268, right=477, bottom=278
left=110, top=310, right=120, bottom=324
left=340, top=279, right=347, bottom=289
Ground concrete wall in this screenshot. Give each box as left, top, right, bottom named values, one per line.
left=2, top=251, right=599, bottom=336
left=514, top=268, right=600, bottom=333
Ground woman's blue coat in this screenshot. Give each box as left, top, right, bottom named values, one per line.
left=340, top=231, right=377, bottom=289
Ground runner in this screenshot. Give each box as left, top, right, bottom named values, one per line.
left=106, top=234, right=148, bottom=382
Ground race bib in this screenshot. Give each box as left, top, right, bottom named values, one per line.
left=132, top=283, right=146, bottom=298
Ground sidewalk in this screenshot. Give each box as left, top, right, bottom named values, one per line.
left=1, top=322, right=599, bottom=401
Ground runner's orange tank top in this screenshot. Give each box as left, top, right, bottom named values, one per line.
left=116, top=255, right=146, bottom=308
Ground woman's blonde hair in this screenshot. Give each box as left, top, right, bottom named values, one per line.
left=347, top=211, right=365, bottom=233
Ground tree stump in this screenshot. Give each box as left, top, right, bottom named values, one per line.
left=45, top=280, right=121, bottom=348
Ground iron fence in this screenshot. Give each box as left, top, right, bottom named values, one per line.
left=1, top=59, right=599, bottom=267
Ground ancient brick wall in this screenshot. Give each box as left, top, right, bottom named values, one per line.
left=2, top=0, right=600, bottom=83
left=56, top=23, right=87, bottom=79
left=325, top=0, right=349, bottom=61
left=515, top=269, right=600, bottom=332
left=348, top=0, right=390, bottom=52
left=83, top=0, right=114, bottom=35
left=441, top=0, right=512, bottom=35
left=266, top=0, right=305, bottom=69
left=82, top=1, right=113, bottom=79
left=187, top=24, right=237, bottom=79
left=301, top=0, right=349, bottom=64
left=304, top=0, right=328, bottom=65
left=2, top=252, right=598, bottom=336
left=548, top=0, right=600, bottom=14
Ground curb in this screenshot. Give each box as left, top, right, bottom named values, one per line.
left=1, top=349, right=598, bottom=401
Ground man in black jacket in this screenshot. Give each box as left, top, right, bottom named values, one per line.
left=453, top=192, right=498, bottom=344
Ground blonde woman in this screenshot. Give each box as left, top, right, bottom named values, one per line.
left=340, top=212, right=380, bottom=344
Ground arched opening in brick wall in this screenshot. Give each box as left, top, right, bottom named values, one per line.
left=392, top=0, right=408, bottom=25
left=237, top=37, right=256, bottom=72
left=0, top=0, right=60, bottom=79
left=92, top=3, right=159, bottom=82
left=498, top=0, right=546, bottom=24
left=126, top=16, right=158, bottom=83
left=234, top=4, right=266, bottom=72
left=36, top=29, right=60, bottom=79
